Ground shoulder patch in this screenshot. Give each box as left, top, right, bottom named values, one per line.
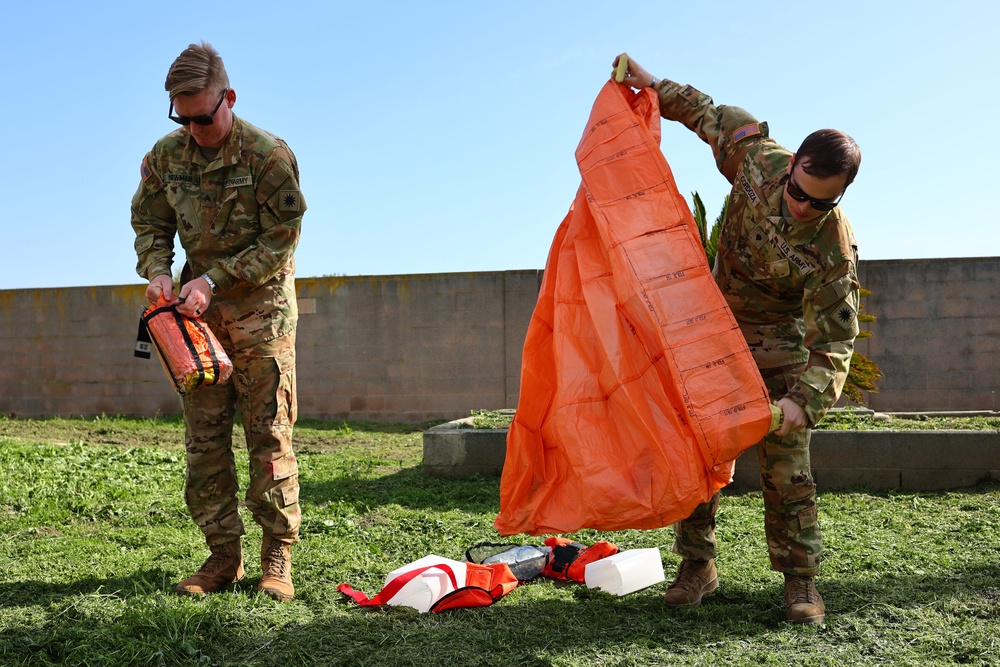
left=834, top=299, right=858, bottom=330
left=279, top=190, right=301, bottom=212
left=140, top=155, right=152, bottom=182
left=732, top=123, right=761, bottom=143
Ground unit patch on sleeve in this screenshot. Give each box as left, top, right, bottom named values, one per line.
left=834, top=300, right=858, bottom=330
left=279, top=190, right=301, bottom=212
left=140, top=155, right=153, bottom=182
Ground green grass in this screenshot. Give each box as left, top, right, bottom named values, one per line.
left=1, top=415, right=999, bottom=666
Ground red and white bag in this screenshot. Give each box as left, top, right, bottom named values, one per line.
left=338, top=555, right=518, bottom=613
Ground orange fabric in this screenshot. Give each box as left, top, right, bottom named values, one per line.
left=430, top=563, right=519, bottom=612
left=540, top=537, right=619, bottom=583
left=142, top=296, right=233, bottom=394
left=495, top=81, right=773, bottom=537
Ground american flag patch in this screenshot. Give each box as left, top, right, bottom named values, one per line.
left=732, top=123, right=761, bottom=143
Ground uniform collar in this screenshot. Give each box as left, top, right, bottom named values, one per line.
left=180, top=115, right=245, bottom=170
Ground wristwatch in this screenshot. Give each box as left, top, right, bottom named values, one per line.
left=201, top=273, right=217, bottom=294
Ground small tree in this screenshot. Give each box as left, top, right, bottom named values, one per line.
left=691, top=191, right=725, bottom=269
left=690, top=192, right=882, bottom=403
left=842, top=287, right=883, bottom=404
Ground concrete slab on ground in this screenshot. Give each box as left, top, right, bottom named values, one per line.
left=423, top=420, right=1000, bottom=491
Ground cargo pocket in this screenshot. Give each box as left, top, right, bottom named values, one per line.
left=796, top=505, right=818, bottom=531
left=271, top=453, right=299, bottom=481
left=280, top=484, right=299, bottom=507
left=782, top=479, right=818, bottom=531
left=274, top=349, right=297, bottom=426
left=272, top=479, right=301, bottom=536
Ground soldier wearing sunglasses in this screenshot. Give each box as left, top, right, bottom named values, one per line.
left=613, top=54, right=862, bottom=626
left=131, top=42, right=306, bottom=603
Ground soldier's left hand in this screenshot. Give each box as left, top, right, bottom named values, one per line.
left=177, top=278, right=213, bottom=318
left=774, top=397, right=808, bottom=436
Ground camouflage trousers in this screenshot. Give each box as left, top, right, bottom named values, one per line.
left=181, top=330, right=301, bottom=548
left=673, top=363, right=821, bottom=576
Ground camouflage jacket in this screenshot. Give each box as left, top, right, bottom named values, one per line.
left=655, top=79, right=860, bottom=426
left=131, top=115, right=305, bottom=350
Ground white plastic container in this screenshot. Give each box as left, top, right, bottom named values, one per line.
left=584, top=548, right=665, bottom=596
left=383, top=555, right=468, bottom=612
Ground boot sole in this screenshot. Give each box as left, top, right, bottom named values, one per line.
left=788, top=612, right=825, bottom=625
left=664, top=576, right=719, bottom=608
left=259, top=586, right=294, bottom=602
left=175, top=573, right=246, bottom=596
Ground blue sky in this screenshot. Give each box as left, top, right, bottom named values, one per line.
left=2, top=1, right=997, bottom=289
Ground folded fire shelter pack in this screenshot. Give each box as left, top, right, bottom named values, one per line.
left=136, top=296, right=233, bottom=394
left=494, top=79, right=774, bottom=537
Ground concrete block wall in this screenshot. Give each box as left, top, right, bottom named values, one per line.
left=0, top=285, right=182, bottom=419
left=293, top=271, right=541, bottom=422
left=0, top=257, right=997, bottom=422
left=0, top=271, right=542, bottom=423
left=855, top=257, right=1000, bottom=412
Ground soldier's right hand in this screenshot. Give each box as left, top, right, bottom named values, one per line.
left=146, top=274, right=174, bottom=304
left=774, top=397, right=808, bottom=437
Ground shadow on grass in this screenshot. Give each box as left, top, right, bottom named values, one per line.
left=0, top=580, right=853, bottom=665
left=2, top=559, right=997, bottom=665
left=816, top=560, right=1000, bottom=617
left=0, top=589, right=779, bottom=666
left=300, top=466, right=501, bottom=514
left=272, top=595, right=792, bottom=665
left=0, top=567, right=178, bottom=609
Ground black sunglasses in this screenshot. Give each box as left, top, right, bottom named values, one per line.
left=168, top=89, right=228, bottom=126
left=786, top=168, right=844, bottom=212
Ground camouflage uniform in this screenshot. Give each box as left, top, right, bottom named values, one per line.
left=131, top=115, right=305, bottom=547
left=655, top=79, right=860, bottom=576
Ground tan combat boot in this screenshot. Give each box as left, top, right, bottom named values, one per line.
left=259, top=535, right=295, bottom=602
left=176, top=541, right=244, bottom=596
left=785, top=574, right=825, bottom=624
left=663, top=558, right=718, bottom=607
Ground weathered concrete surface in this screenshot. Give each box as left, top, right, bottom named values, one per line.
left=422, top=417, right=510, bottom=478
left=730, top=430, right=1000, bottom=491
left=423, top=423, right=1000, bottom=492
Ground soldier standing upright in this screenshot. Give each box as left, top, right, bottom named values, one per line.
left=132, top=41, right=305, bottom=602
left=613, top=54, right=862, bottom=624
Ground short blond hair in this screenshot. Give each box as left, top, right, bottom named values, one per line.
left=164, top=41, right=230, bottom=99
